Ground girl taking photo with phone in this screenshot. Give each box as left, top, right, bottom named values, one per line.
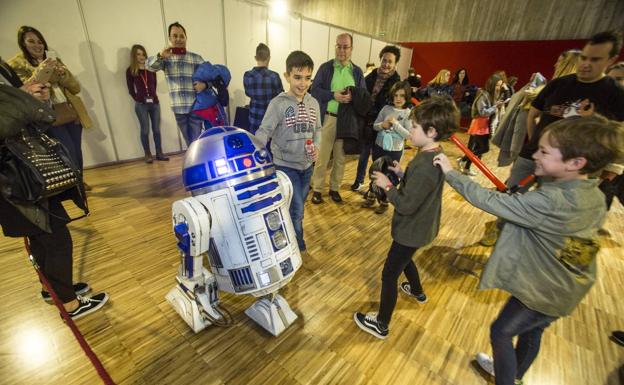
left=8, top=25, right=93, bottom=190
left=126, top=44, right=168, bottom=163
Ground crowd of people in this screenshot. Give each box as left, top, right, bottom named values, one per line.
left=1, top=21, right=624, bottom=385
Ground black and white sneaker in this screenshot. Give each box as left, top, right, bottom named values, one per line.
left=400, top=282, right=427, bottom=304
left=353, top=312, right=388, bottom=339
left=67, top=292, right=109, bottom=320
left=42, top=282, right=90, bottom=303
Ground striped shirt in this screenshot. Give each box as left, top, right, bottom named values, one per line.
left=147, top=51, right=204, bottom=114
left=243, top=66, right=283, bottom=132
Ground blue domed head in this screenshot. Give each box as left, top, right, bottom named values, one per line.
left=182, top=126, right=273, bottom=194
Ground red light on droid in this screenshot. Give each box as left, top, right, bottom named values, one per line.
left=243, top=157, right=252, bottom=168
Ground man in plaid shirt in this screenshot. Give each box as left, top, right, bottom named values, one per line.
left=243, top=43, right=283, bottom=133
left=148, top=22, right=205, bottom=146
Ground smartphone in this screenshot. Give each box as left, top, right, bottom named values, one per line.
left=170, top=47, right=186, bottom=55
left=33, top=65, right=54, bottom=84
left=45, top=50, right=57, bottom=60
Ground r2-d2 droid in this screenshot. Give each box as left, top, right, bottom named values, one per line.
left=166, top=126, right=302, bottom=336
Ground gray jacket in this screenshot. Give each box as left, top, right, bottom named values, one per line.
left=446, top=171, right=605, bottom=317
left=255, top=92, right=322, bottom=170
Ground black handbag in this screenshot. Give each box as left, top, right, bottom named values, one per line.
left=0, top=130, right=81, bottom=204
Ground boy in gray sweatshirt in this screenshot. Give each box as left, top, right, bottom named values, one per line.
left=255, top=51, right=321, bottom=254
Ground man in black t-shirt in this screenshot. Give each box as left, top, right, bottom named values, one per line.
left=506, top=31, right=624, bottom=191
left=478, top=31, right=624, bottom=247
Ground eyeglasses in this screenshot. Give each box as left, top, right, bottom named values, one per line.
left=335, top=45, right=352, bottom=50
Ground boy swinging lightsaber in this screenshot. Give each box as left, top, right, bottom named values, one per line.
left=449, top=135, right=535, bottom=193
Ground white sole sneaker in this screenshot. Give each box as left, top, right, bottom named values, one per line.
left=68, top=292, right=109, bottom=320
left=475, top=352, right=495, bottom=377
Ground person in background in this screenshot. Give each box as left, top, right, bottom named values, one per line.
left=147, top=21, right=204, bottom=146
left=361, top=81, right=412, bottom=213
left=243, top=43, right=283, bottom=134
left=451, top=68, right=471, bottom=117
left=457, top=74, right=503, bottom=176
left=126, top=44, right=168, bottom=163
left=364, top=62, right=376, bottom=77
left=9, top=25, right=93, bottom=190
left=418, top=69, right=453, bottom=100
left=350, top=45, right=401, bottom=193
left=406, top=67, right=422, bottom=93
left=310, top=33, right=366, bottom=204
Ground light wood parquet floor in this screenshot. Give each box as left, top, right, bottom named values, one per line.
left=0, top=134, right=622, bottom=385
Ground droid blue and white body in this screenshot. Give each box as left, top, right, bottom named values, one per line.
left=166, top=126, right=302, bottom=336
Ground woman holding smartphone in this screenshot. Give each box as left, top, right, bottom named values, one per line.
left=126, top=44, right=168, bottom=163
left=8, top=25, right=93, bottom=190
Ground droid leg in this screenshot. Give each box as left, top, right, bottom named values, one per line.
left=244, top=292, right=298, bottom=336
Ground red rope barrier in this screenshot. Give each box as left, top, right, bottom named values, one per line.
left=23, top=237, right=116, bottom=385
left=449, top=134, right=508, bottom=192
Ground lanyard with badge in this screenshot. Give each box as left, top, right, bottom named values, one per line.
left=139, top=69, right=153, bottom=103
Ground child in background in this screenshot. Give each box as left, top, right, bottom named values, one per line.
left=362, top=81, right=412, bottom=214
left=458, top=73, right=503, bottom=176
left=433, top=115, right=623, bottom=385
left=353, top=97, right=459, bottom=339
left=255, top=51, right=321, bottom=260
left=125, top=44, right=168, bottom=163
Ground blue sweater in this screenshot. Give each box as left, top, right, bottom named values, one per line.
left=310, top=60, right=365, bottom=124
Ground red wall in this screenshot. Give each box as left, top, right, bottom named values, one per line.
left=400, top=40, right=587, bottom=88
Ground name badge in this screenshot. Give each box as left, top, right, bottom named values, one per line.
left=145, top=98, right=154, bottom=104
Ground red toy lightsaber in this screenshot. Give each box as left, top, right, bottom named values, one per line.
left=449, top=135, right=507, bottom=192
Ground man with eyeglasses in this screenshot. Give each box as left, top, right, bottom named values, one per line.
left=310, top=33, right=366, bottom=204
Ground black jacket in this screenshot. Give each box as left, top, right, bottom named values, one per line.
left=336, top=86, right=372, bottom=155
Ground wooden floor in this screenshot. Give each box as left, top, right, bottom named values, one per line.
left=1, top=135, right=623, bottom=385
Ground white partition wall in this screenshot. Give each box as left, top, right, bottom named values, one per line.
left=397, top=46, right=413, bottom=80
left=268, top=14, right=301, bottom=87
left=0, top=0, right=117, bottom=167
left=351, top=33, right=372, bottom=71
left=369, top=38, right=388, bottom=67
left=224, top=0, right=268, bottom=113
left=301, top=19, right=330, bottom=75
left=0, top=0, right=410, bottom=167
left=80, top=0, right=178, bottom=160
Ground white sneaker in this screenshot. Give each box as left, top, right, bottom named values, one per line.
left=475, top=352, right=495, bottom=377
left=463, top=169, right=477, bottom=177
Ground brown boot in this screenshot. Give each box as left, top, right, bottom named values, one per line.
left=144, top=153, right=153, bottom=163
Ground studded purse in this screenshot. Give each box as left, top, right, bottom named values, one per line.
left=0, top=130, right=81, bottom=203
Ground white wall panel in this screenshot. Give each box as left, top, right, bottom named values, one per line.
left=224, top=0, right=268, bottom=113
left=301, top=19, right=329, bottom=74
left=369, top=39, right=389, bottom=67
left=0, top=0, right=117, bottom=167
left=397, top=46, right=413, bottom=80
left=81, top=0, right=179, bottom=160
left=351, top=33, right=371, bottom=72
left=267, top=14, right=301, bottom=87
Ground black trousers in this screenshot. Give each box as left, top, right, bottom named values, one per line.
left=28, top=224, right=75, bottom=303
left=462, top=134, right=490, bottom=170
left=377, top=241, right=423, bottom=326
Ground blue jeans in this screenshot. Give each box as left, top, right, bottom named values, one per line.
left=174, top=113, right=203, bottom=146
left=490, top=296, right=557, bottom=385
left=135, top=102, right=162, bottom=154
left=47, top=121, right=83, bottom=171
left=276, top=165, right=313, bottom=251
left=354, top=140, right=373, bottom=185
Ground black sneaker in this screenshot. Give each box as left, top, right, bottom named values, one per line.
left=350, top=182, right=363, bottom=191
left=329, top=190, right=343, bottom=203
left=612, top=330, right=624, bottom=346
left=353, top=312, right=388, bottom=339
left=67, top=293, right=109, bottom=320
left=400, top=282, right=427, bottom=304
left=311, top=192, right=323, bottom=204
left=42, top=282, right=90, bottom=303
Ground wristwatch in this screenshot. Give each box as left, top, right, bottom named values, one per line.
left=385, top=184, right=393, bottom=192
